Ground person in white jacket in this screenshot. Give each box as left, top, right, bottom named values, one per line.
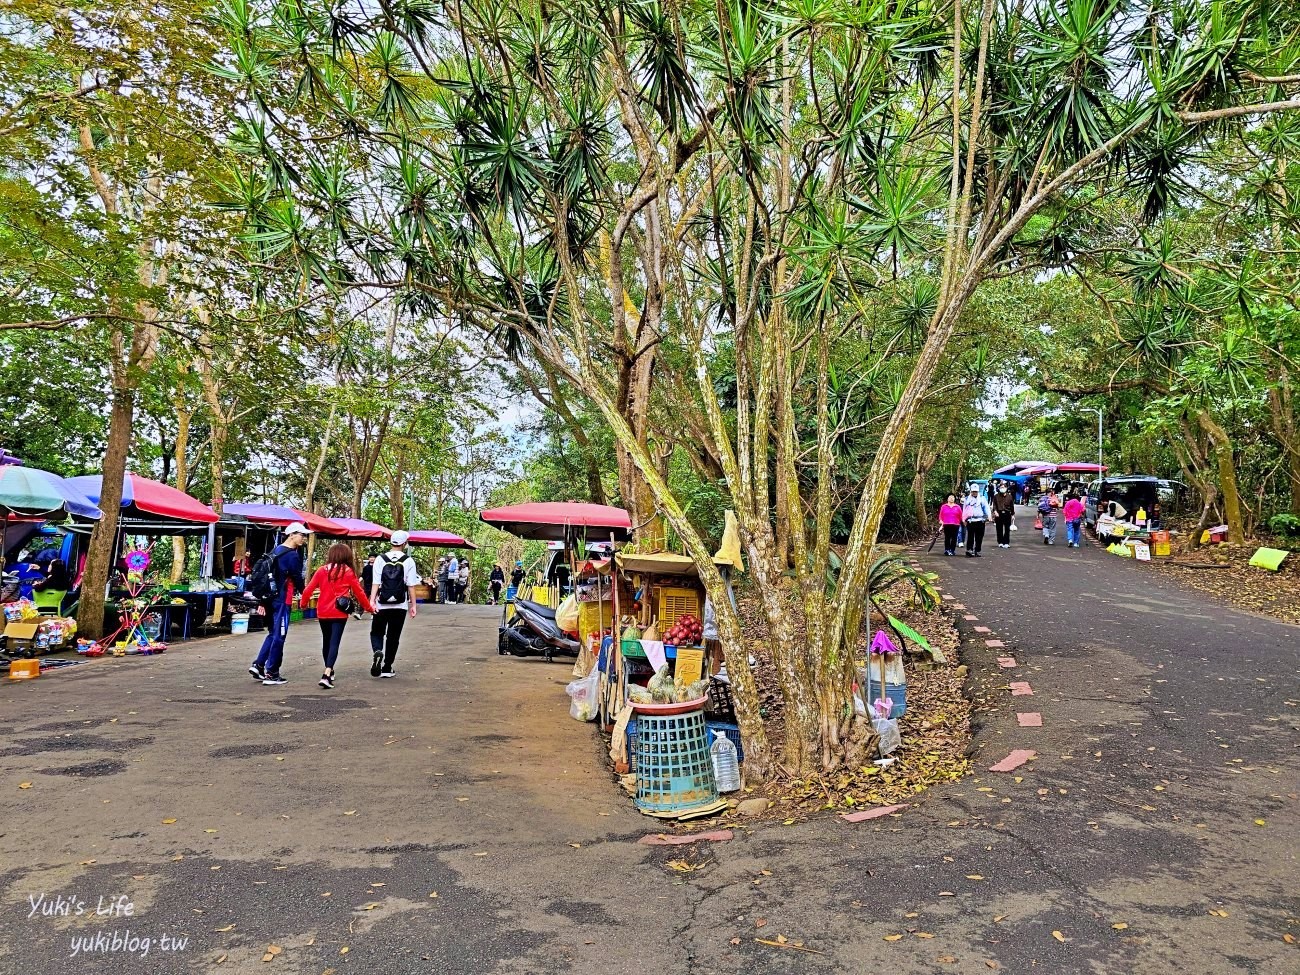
left=961, top=487, right=991, bottom=558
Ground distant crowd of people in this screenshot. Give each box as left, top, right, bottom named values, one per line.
left=937, top=484, right=1088, bottom=557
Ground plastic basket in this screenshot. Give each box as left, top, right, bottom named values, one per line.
left=706, top=677, right=736, bottom=721
left=628, top=719, right=742, bottom=772
left=632, top=707, right=718, bottom=813
left=658, top=587, right=701, bottom=628
left=866, top=678, right=907, bottom=717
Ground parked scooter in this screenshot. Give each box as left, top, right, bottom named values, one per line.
left=498, top=598, right=580, bottom=662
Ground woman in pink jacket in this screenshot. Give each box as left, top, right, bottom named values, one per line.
left=1062, top=494, right=1086, bottom=548
left=938, top=494, right=963, bottom=556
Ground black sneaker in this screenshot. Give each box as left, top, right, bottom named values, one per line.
left=249, top=664, right=265, bottom=680
left=319, top=673, right=333, bottom=689
left=262, top=674, right=288, bottom=686
left=380, top=668, right=395, bottom=678
left=370, top=651, right=383, bottom=677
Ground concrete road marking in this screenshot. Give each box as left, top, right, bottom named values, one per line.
left=1017, top=712, right=1043, bottom=727
left=1009, top=682, right=1033, bottom=696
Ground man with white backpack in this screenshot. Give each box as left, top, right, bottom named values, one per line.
left=368, top=530, right=420, bottom=678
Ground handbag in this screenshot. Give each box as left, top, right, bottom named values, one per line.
left=334, top=595, right=356, bottom=614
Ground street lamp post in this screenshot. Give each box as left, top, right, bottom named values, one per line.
left=1080, top=407, right=1103, bottom=476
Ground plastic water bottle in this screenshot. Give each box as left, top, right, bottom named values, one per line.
left=710, top=730, right=741, bottom=793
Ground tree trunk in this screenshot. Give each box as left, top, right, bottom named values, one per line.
left=1197, top=410, right=1244, bottom=544
left=912, top=469, right=928, bottom=532
left=1266, top=378, right=1300, bottom=515
left=170, top=402, right=192, bottom=582
left=77, top=386, right=134, bottom=639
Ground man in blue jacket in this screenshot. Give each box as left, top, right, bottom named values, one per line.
left=249, top=523, right=311, bottom=685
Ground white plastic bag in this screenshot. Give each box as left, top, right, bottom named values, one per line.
left=702, top=596, right=719, bottom=641
left=874, top=717, right=901, bottom=757
left=566, top=670, right=599, bottom=722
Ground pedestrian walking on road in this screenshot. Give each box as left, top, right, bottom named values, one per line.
left=249, top=523, right=311, bottom=686
left=1039, top=490, right=1061, bottom=545
left=447, top=555, right=460, bottom=602
left=938, top=494, right=962, bottom=556
left=300, top=543, right=373, bottom=689
left=457, top=559, right=471, bottom=603
left=368, top=530, right=420, bottom=678
left=436, top=556, right=449, bottom=604
left=991, top=484, right=1016, bottom=548
left=962, top=487, right=991, bottom=557
left=1063, top=493, right=1085, bottom=548
left=489, top=563, right=505, bottom=605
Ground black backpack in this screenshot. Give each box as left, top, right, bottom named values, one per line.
left=248, top=552, right=279, bottom=601
left=377, top=554, right=409, bottom=604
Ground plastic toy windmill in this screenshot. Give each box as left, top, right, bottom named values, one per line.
left=95, top=542, right=167, bottom=656
left=869, top=630, right=899, bottom=719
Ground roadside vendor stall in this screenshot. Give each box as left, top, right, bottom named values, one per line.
left=65, top=473, right=221, bottom=641
left=0, top=467, right=101, bottom=671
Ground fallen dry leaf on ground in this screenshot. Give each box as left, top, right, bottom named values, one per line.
left=214, top=924, right=235, bottom=932
left=1052, top=931, right=1066, bottom=943
left=161, top=818, right=177, bottom=825
left=18, top=782, right=32, bottom=790
left=1112, top=923, right=1128, bottom=931
left=883, top=934, right=904, bottom=942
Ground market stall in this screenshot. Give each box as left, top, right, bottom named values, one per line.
left=1, top=467, right=102, bottom=672
left=64, top=473, right=222, bottom=641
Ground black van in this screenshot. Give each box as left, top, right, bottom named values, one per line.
left=1085, top=476, right=1161, bottom=527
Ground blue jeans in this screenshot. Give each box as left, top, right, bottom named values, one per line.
left=1042, top=514, right=1058, bottom=540
left=1066, top=519, right=1082, bottom=546
left=255, top=601, right=292, bottom=675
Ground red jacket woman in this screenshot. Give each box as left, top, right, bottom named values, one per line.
left=300, top=544, right=374, bottom=689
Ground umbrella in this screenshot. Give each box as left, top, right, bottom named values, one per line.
left=67, top=473, right=218, bottom=523
left=320, top=517, right=392, bottom=540
left=0, top=466, right=102, bottom=520
left=406, top=529, right=476, bottom=549
left=479, top=501, right=633, bottom=542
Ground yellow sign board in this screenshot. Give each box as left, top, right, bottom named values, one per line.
left=674, top=647, right=705, bottom=685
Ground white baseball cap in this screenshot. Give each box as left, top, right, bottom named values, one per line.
left=390, top=530, right=410, bottom=546
left=284, top=522, right=313, bottom=536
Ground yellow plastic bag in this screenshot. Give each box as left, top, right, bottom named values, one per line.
left=555, top=594, right=580, bottom=633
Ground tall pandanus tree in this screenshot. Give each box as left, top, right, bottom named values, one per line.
left=213, top=0, right=1300, bottom=778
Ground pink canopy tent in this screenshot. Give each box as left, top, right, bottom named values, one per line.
left=321, top=517, right=392, bottom=540
left=479, top=501, right=632, bottom=542
left=407, top=529, right=476, bottom=549
left=993, top=460, right=1058, bottom=475
left=222, top=502, right=347, bottom=535
left=1054, top=462, right=1108, bottom=474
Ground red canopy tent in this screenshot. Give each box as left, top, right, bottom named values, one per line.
left=68, top=473, right=218, bottom=525
left=407, top=529, right=476, bottom=549
left=479, top=501, right=632, bottom=542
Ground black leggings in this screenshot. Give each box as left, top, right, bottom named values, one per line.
left=942, top=524, right=959, bottom=552
left=319, top=618, right=346, bottom=670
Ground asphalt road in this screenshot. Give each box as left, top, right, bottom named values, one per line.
left=0, top=525, right=1296, bottom=975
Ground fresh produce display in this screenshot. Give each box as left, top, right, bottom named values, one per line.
left=640, top=666, right=708, bottom=704
left=663, top=613, right=703, bottom=646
